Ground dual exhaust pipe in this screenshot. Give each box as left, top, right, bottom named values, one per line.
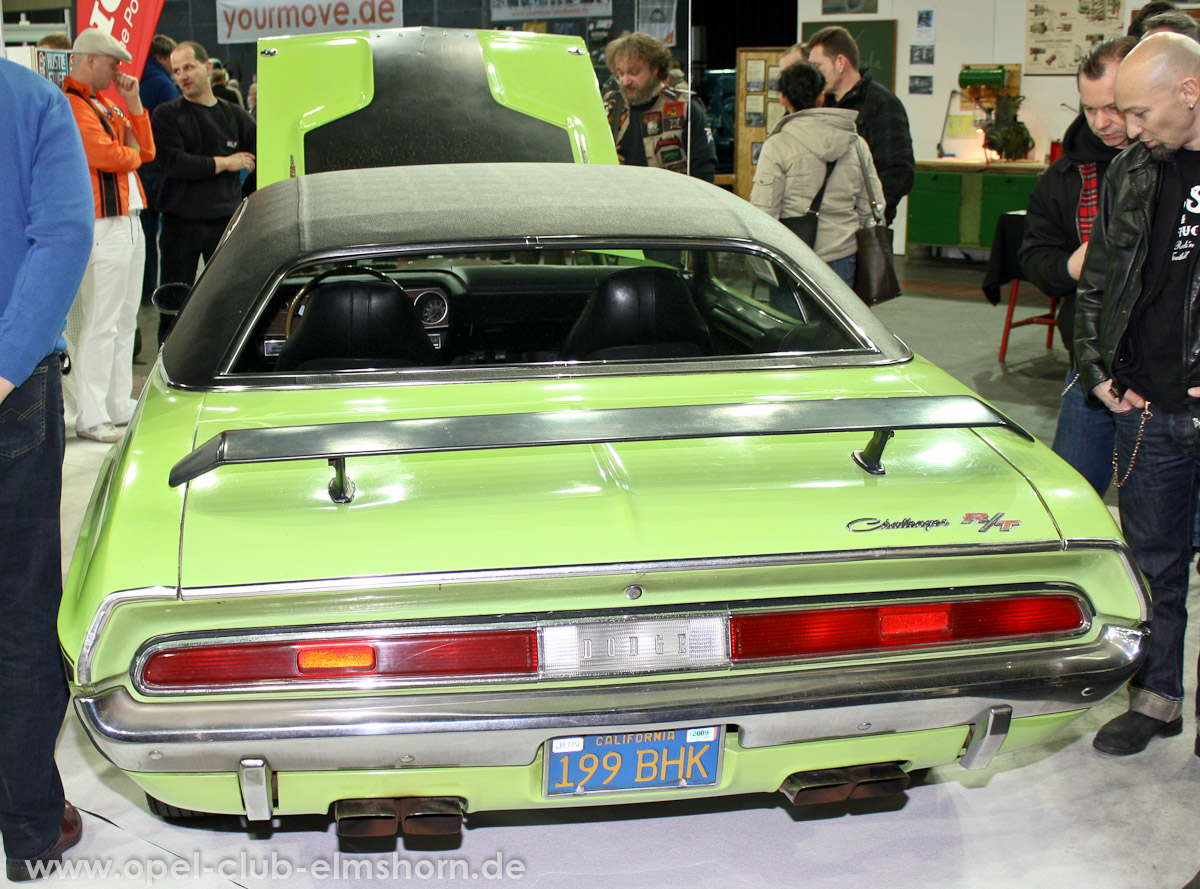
left=334, top=797, right=465, bottom=838
left=779, top=762, right=911, bottom=806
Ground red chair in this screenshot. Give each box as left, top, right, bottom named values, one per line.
left=982, top=212, right=1059, bottom=362
left=998, top=278, right=1057, bottom=362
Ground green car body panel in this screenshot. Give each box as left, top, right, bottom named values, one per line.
left=59, top=360, right=1144, bottom=816
left=59, top=162, right=1147, bottom=827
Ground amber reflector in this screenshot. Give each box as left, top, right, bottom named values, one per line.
left=141, top=629, right=539, bottom=689
left=297, top=643, right=376, bottom=673
left=730, top=595, right=1088, bottom=662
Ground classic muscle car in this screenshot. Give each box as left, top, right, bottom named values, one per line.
left=61, top=162, right=1147, bottom=839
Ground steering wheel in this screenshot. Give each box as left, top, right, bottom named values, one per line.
left=283, top=266, right=406, bottom=338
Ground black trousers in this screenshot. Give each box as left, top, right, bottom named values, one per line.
left=157, top=214, right=229, bottom=344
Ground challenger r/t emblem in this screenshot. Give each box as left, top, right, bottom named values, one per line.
left=962, top=512, right=1021, bottom=532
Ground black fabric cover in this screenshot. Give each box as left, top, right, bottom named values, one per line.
left=275, top=280, right=438, bottom=372
left=560, top=267, right=712, bottom=361
left=981, top=212, right=1028, bottom=306
left=304, top=30, right=573, bottom=174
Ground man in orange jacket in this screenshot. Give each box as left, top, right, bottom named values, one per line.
left=64, top=29, right=155, bottom=443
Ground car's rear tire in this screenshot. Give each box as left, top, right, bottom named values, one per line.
left=145, top=793, right=212, bottom=819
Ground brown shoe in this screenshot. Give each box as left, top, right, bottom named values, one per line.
left=5, top=803, right=83, bottom=882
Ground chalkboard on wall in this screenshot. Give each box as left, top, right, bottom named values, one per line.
left=800, top=19, right=897, bottom=93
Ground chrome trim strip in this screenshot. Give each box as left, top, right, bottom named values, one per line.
left=76, top=587, right=178, bottom=687
left=190, top=351, right=905, bottom=393
left=168, top=395, right=1032, bottom=487
left=959, top=705, right=1013, bottom=770
left=76, top=624, right=1145, bottom=773
left=175, top=541, right=1070, bottom=604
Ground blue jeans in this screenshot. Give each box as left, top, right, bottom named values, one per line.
left=0, top=357, right=68, bottom=863
left=827, top=255, right=856, bottom=288
left=1051, top=371, right=1115, bottom=496
left=1113, top=405, right=1200, bottom=722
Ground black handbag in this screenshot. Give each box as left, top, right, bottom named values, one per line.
left=852, top=141, right=902, bottom=305
left=779, top=161, right=838, bottom=248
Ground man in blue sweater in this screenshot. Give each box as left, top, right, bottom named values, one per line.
left=0, top=58, right=94, bottom=881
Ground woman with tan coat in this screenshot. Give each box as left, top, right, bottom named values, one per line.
left=750, top=63, right=883, bottom=286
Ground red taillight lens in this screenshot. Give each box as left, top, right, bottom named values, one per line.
left=730, top=595, right=1088, bottom=662
left=141, top=629, right=539, bottom=690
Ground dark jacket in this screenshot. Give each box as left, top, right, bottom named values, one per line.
left=1018, top=113, right=1123, bottom=355
left=138, top=56, right=181, bottom=208
left=151, top=96, right=256, bottom=220
left=1074, top=141, right=1168, bottom=398
left=831, top=70, right=914, bottom=224
left=138, top=56, right=179, bottom=115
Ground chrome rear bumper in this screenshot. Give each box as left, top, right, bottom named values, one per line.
left=75, top=624, right=1145, bottom=774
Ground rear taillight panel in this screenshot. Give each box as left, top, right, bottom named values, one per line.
left=132, top=590, right=1091, bottom=694
left=729, top=594, right=1089, bottom=663
left=140, top=629, right=539, bottom=691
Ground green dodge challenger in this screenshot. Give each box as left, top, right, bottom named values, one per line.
left=59, top=29, right=1148, bottom=840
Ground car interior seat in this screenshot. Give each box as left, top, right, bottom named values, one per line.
left=559, top=266, right=712, bottom=360
left=274, top=279, right=438, bottom=372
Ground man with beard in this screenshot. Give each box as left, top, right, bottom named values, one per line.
left=151, top=40, right=255, bottom=342
left=1019, top=36, right=1136, bottom=496
left=1076, top=31, right=1200, bottom=757
left=602, top=31, right=715, bottom=182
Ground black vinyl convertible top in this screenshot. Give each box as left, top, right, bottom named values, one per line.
left=160, top=163, right=897, bottom=387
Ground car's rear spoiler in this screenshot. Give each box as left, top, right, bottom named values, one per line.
left=169, top=395, right=1032, bottom=502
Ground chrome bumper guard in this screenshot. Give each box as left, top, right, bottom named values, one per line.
left=76, top=624, right=1145, bottom=775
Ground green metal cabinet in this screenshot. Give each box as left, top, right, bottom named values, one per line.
left=906, top=165, right=1043, bottom=250
left=906, top=171, right=962, bottom=247
left=979, top=174, right=1040, bottom=247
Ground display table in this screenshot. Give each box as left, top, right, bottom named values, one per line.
left=906, top=158, right=1047, bottom=251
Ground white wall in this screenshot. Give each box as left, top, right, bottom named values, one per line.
left=795, top=0, right=1092, bottom=162
left=793, top=0, right=1112, bottom=246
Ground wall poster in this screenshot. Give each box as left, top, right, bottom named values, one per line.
left=1025, top=0, right=1124, bottom=75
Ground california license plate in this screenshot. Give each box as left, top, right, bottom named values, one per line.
left=544, top=725, right=722, bottom=796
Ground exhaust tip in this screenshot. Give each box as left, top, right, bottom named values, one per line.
left=334, top=799, right=400, bottom=837
left=398, top=798, right=465, bottom=836
left=780, top=762, right=910, bottom=807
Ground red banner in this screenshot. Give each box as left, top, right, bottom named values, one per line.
left=75, top=0, right=166, bottom=82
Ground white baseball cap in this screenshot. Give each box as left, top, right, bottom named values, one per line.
left=71, top=29, right=133, bottom=62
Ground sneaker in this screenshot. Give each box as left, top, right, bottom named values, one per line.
left=76, top=423, right=121, bottom=443
left=1093, top=710, right=1183, bottom=756
left=5, top=802, right=83, bottom=882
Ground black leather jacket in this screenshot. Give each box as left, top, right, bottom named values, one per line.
left=1075, top=141, right=1168, bottom=398
left=1018, top=113, right=1123, bottom=356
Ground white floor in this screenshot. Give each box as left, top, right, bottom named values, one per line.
left=38, top=289, right=1200, bottom=888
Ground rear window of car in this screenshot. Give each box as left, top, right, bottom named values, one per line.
left=229, top=245, right=866, bottom=376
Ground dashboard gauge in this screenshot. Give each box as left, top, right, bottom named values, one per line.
left=415, top=291, right=448, bottom=325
